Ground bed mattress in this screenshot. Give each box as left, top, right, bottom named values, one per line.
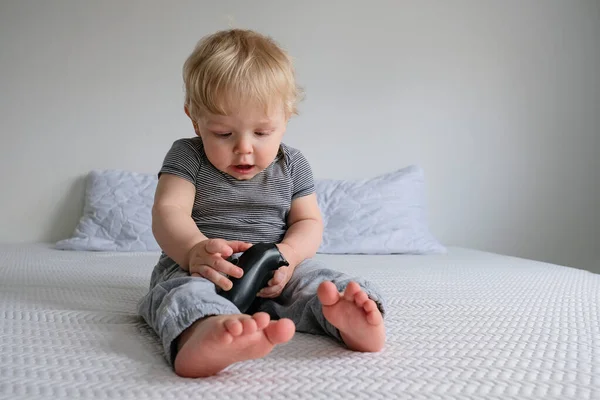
left=0, top=244, right=598, bottom=399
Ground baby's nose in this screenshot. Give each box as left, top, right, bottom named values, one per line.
left=234, top=138, right=253, bottom=154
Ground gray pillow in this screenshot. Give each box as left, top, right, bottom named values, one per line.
left=55, top=169, right=160, bottom=252
left=316, top=165, right=445, bottom=254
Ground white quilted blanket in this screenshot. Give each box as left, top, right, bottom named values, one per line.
left=1, top=244, right=598, bottom=399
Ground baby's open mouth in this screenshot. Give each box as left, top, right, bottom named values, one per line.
left=233, top=165, right=255, bottom=173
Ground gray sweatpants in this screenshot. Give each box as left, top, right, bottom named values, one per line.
left=137, top=253, right=386, bottom=366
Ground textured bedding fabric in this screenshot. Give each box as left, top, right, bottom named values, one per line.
left=0, top=244, right=598, bottom=400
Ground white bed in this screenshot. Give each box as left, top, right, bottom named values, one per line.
left=1, top=243, right=598, bottom=400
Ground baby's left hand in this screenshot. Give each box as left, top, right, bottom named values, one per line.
left=257, top=242, right=299, bottom=298
left=257, top=265, right=292, bottom=298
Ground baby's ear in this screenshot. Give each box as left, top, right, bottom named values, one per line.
left=192, top=122, right=201, bottom=136
left=184, top=106, right=201, bottom=136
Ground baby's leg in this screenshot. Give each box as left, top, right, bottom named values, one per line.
left=137, top=256, right=295, bottom=377
left=258, top=259, right=386, bottom=352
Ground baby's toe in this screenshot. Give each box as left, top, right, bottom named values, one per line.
left=364, top=300, right=383, bottom=324
left=224, top=318, right=244, bottom=336
left=252, top=312, right=270, bottom=330
left=317, top=281, right=340, bottom=306
left=343, top=281, right=362, bottom=301
left=241, top=317, right=258, bottom=334
left=354, top=291, right=369, bottom=307
left=363, top=299, right=377, bottom=313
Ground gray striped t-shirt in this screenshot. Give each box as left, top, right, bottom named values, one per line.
left=159, top=137, right=315, bottom=244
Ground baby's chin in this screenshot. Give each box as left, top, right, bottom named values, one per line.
left=232, top=174, right=257, bottom=181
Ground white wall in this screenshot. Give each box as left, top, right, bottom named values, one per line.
left=1, top=0, right=598, bottom=272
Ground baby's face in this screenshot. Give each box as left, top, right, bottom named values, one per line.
left=195, top=103, right=288, bottom=180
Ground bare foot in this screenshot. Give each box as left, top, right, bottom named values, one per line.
left=318, top=281, right=385, bottom=352
left=174, top=312, right=295, bottom=377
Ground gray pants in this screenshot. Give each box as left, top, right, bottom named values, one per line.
left=137, top=253, right=386, bottom=366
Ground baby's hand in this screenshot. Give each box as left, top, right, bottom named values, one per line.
left=257, top=242, right=298, bottom=298
left=188, top=239, right=252, bottom=291
left=257, top=265, right=292, bottom=298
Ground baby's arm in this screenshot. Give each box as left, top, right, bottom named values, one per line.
left=152, top=173, right=249, bottom=290
left=258, top=193, right=323, bottom=298
left=279, top=193, right=323, bottom=267
left=152, top=173, right=208, bottom=267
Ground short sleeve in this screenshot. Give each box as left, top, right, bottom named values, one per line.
left=158, top=138, right=203, bottom=184
left=289, top=149, right=315, bottom=199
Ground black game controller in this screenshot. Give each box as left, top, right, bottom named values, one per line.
left=220, top=243, right=289, bottom=313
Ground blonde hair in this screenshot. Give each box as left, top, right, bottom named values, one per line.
left=183, top=29, right=302, bottom=121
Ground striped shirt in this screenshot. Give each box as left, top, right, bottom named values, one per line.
left=159, top=137, right=315, bottom=244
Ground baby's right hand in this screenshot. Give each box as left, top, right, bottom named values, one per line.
left=187, top=239, right=252, bottom=291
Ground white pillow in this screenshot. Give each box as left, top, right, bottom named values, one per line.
left=55, top=169, right=160, bottom=252
left=56, top=166, right=445, bottom=254
left=316, top=165, right=446, bottom=254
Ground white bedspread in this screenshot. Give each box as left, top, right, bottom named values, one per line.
left=0, top=244, right=598, bottom=399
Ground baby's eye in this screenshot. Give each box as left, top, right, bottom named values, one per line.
left=213, top=132, right=232, bottom=138
left=254, top=132, right=269, bottom=136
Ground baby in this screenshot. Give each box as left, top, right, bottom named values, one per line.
left=137, top=29, right=386, bottom=378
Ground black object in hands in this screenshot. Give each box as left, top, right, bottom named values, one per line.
left=220, top=243, right=289, bottom=313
